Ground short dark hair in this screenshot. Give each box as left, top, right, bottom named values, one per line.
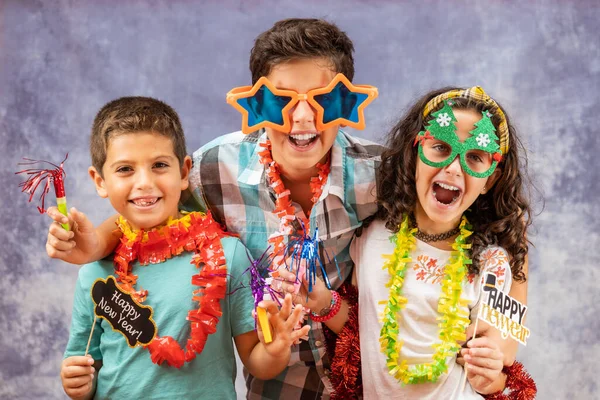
left=249, top=18, right=355, bottom=84
left=90, top=96, right=187, bottom=175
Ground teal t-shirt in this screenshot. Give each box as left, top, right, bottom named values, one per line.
left=64, top=237, right=255, bottom=399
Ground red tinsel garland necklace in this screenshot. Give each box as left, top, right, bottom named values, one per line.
left=112, top=211, right=230, bottom=368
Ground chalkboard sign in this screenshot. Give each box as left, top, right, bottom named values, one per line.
left=91, top=276, right=157, bottom=347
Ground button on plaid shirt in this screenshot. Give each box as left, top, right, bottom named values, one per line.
left=182, top=129, right=382, bottom=399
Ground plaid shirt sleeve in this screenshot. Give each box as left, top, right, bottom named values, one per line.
left=187, top=130, right=382, bottom=399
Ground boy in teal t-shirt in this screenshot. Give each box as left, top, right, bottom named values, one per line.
left=60, top=97, right=309, bottom=400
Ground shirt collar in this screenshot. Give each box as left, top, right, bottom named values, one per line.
left=237, top=131, right=268, bottom=186
left=325, top=133, right=346, bottom=203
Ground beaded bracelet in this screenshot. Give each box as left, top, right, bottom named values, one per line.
left=310, top=290, right=341, bottom=322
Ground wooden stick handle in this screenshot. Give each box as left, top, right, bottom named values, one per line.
left=85, top=315, right=97, bottom=356
left=460, top=316, right=480, bottom=392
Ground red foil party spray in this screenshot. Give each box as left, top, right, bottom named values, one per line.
left=16, top=154, right=70, bottom=230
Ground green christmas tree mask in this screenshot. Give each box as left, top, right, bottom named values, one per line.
left=415, top=100, right=503, bottom=178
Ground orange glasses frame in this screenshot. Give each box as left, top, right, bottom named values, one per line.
left=226, top=73, right=378, bottom=134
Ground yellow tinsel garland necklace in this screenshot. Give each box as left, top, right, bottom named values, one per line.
left=379, top=214, right=472, bottom=384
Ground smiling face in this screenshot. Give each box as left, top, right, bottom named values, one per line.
left=414, top=108, right=501, bottom=234
left=89, top=131, right=191, bottom=230
left=265, top=58, right=339, bottom=182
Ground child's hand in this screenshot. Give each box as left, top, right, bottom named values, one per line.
left=460, top=319, right=516, bottom=366
left=275, top=261, right=331, bottom=315
left=460, top=336, right=504, bottom=394
left=46, top=207, right=98, bottom=264
left=257, top=293, right=311, bottom=358
left=60, top=355, right=96, bottom=400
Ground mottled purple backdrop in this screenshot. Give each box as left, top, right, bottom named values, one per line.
left=1, top=1, right=598, bottom=399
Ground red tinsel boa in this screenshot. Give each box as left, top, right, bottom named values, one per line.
left=113, top=211, right=231, bottom=368
left=324, top=281, right=362, bottom=399
left=483, top=361, right=537, bottom=400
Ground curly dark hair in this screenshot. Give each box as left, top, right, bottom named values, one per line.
left=377, top=87, right=531, bottom=282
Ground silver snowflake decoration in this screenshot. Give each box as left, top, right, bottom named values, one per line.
left=476, top=133, right=491, bottom=147
left=436, top=113, right=451, bottom=127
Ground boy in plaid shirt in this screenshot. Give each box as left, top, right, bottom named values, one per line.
left=47, top=18, right=382, bottom=399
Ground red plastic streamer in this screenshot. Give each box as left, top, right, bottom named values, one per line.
left=16, top=154, right=68, bottom=213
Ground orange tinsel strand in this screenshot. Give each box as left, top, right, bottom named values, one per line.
left=258, top=140, right=330, bottom=270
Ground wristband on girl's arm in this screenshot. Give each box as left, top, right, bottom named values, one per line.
left=310, top=290, right=341, bottom=322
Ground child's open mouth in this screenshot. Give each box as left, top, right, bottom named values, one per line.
left=432, top=182, right=461, bottom=205
left=288, top=132, right=318, bottom=148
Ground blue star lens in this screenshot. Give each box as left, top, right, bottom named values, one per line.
left=236, top=85, right=292, bottom=127
left=313, top=82, right=369, bottom=124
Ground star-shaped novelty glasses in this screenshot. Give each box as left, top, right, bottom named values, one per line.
left=226, top=74, right=378, bottom=134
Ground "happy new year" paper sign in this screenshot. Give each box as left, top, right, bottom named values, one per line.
left=91, top=276, right=157, bottom=347
left=478, top=272, right=530, bottom=345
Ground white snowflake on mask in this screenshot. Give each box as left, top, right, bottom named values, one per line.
left=476, top=133, right=491, bottom=147
left=436, top=113, right=451, bottom=127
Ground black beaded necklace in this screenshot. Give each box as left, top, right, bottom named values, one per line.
left=409, top=214, right=461, bottom=243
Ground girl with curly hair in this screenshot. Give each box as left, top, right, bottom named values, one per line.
left=353, top=86, right=535, bottom=399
